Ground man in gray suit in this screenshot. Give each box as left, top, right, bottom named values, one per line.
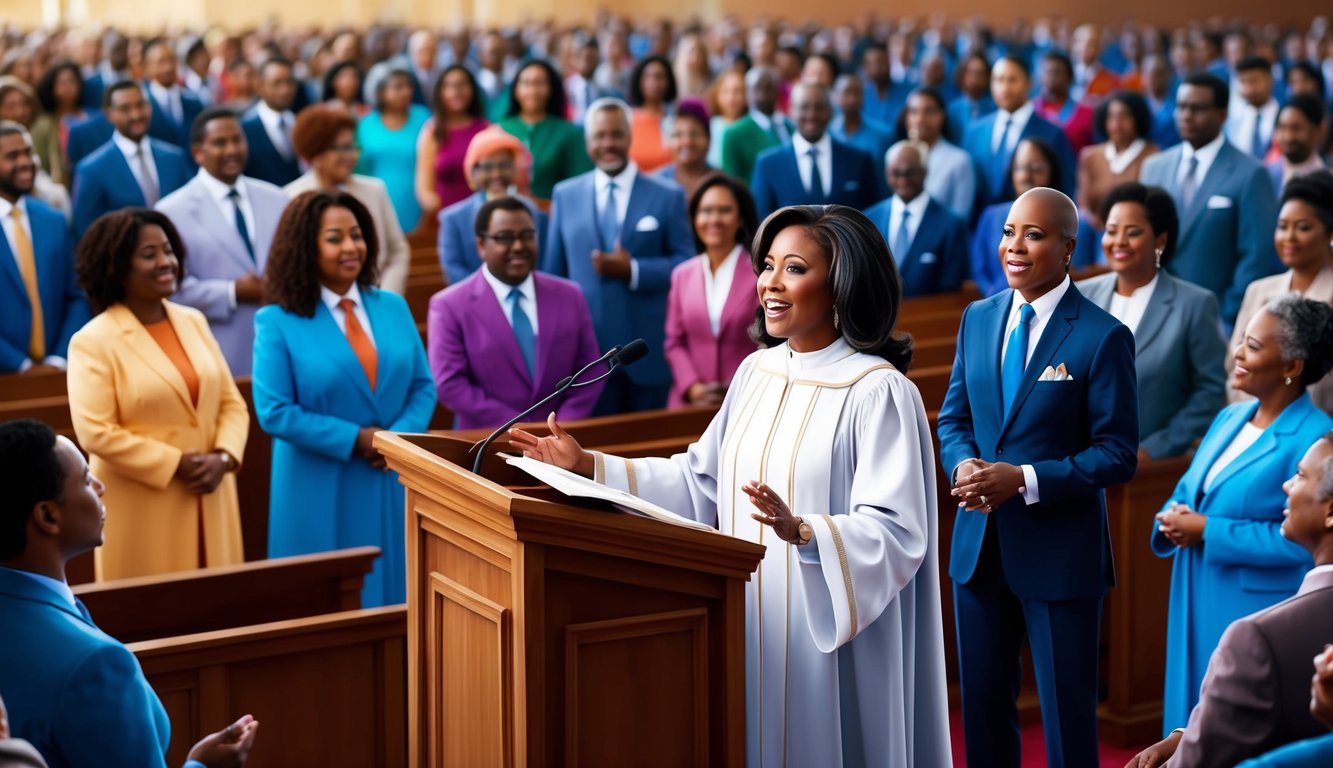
left=1126, top=431, right=1333, bottom=768
left=1140, top=72, right=1281, bottom=327
left=157, top=107, right=289, bottom=375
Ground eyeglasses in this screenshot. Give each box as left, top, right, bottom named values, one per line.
left=1013, top=162, right=1051, bottom=175
left=481, top=229, right=538, bottom=247
left=474, top=160, right=516, bottom=173
left=887, top=168, right=924, bottom=178
left=330, top=143, right=361, bottom=154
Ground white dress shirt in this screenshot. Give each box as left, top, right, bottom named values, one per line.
left=749, top=109, right=790, bottom=144
left=147, top=80, right=184, bottom=125
left=255, top=101, right=296, bottom=159
left=992, top=101, right=1034, bottom=154
left=1202, top=422, right=1263, bottom=492
left=1107, top=273, right=1159, bottom=335
left=701, top=245, right=742, bottom=336
left=112, top=131, right=159, bottom=193
left=790, top=132, right=833, bottom=198
left=194, top=169, right=257, bottom=253
left=0, top=195, right=65, bottom=371
left=889, top=192, right=931, bottom=255
left=594, top=163, right=641, bottom=290
left=1299, top=563, right=1333, bottom=595
left=1179, top=132, right=1227, bottom=193
left=321, top=282, right=376, bottom=347
left=1226, top=98, right=1280, bottom=155
left=480, top=265, right=539, bottom=334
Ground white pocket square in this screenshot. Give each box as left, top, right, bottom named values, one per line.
left=634, top=215, right=660, bottom=232
left=1038, top=363, right=1074, bottom=381
left=1206, top=195, right=1234, bottom=209
left=920, top=252, right=937, bottom=264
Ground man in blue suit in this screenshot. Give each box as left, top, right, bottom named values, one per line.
left=80, top=32, right=130, bottom=113
left=963, top=55, right=1077, bottom=212
left=1140, top=72, right=1281, bottom=326
left=829, top=74, right=895, bottom=183
left=240, top=58, right=301, bottom=187
left=864, top=139, right=969, bottom=296
left=750, top=81, right=883, bottom=218
left=0, top=124, right=89, bottom=374
left=543, top=98, right=694, bottom=414
left=0, top=419, right=259, bottom=768
left=142, top=37, right=205, bottom=160
left=71, top=81, right=190, bottom=239
left=938, top=188, right=1139, bottom=768
left=156, top=107, right=290, bottom=376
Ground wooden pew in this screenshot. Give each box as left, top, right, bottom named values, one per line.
left=912, top=336, right=957, bottom=369
left=73, top=546, right=380, bottom=644
left=0, top=369, right=66, bottom=402
left=133, top=606, right=407, bottom=768
left=907, top=364, right=953, bottom=413
left=898, top=309, right=963, bottom=342
left=900, top=287, right=979, bottom=318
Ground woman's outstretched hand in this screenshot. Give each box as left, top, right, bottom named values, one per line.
left=507, top=412, right=594, bottom=478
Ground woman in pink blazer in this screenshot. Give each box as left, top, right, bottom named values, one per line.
left=665, top=173, right=761, bottom=408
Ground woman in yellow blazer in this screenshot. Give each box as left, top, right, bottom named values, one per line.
left=68, top=208, right=248, bottom=580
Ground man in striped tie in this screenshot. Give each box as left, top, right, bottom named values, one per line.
left=0, top=122, right=88, bottom=374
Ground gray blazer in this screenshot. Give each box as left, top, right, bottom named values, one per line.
left=157, top=174, right=290, bottom=376
left=1078, top=270, right=1228, bottom=458
left=1139, top=140, right=1281, bottom=325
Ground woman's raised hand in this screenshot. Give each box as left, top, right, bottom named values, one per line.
left=507, top=412, right=594, bottom=478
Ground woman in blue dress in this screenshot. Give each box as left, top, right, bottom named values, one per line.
left=355, top=68, right=431, bottom=232
left=253, top=190, right=436, bottom=607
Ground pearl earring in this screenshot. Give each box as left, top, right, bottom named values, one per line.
left=1285, top=377, right=1294, bottom=386
left=1155, top=247, right=1164, bottom=269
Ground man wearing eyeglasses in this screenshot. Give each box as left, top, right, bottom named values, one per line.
left=865, top=139, right=969, bottom=296
left=426, top=196, right=603, bottom=429
left=156, top=106, right=290, bottom=375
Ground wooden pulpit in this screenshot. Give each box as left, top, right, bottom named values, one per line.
left=375, top=432, right=765, bottom=767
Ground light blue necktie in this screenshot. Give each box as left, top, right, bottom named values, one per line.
left=1180, top=155, right=1199, bottom=211
left=893, top=207, right=912, bottom=261
left=508, top=287, right=536, bottom=377
left=598, top=180, right=619, bottom=251
left=1250, top=113, right=1265, bottom=158
left=1001, top=303, right=1036, bottom=416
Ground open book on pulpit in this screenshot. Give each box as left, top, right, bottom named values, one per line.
left=499, top=453, right=718, bottom=533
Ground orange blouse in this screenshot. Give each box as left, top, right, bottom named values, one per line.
left=630, top=108, right=674, bottom=173
left=144, top=318, right=200, bottom=407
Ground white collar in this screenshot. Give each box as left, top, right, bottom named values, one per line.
left=1103, top=139, right=1147, bottom=174
left=0, top=194, right=27, bottom=219
left=1182, top=132, right=1226, bottom=167
left=749, top=109, right=775, bottom=130
left=791, top=131, right=831, bottom=157
left=892, top=192, right=931, bottom=219
left=997, top=101, right=1035, bottom=126
left=256, top=100, right=294, bottom=126
left=595, top=162, right=637, bottom=191
left=112, top=130, right=151, bottom=158
left=195, top=168, right=247, bottom=203
left=1299, top=563, right=1333, bottom=595
left=480, top=262, right=536, bottom=306
left=321, top=281, right=366, bottom=313
left=784, top=336, right=855, bottom=374
left=1008, top=273, right=1072, bottom=325
left=148, top=79, right=178, bottom=98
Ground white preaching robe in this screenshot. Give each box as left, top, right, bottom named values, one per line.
left=594, top=338, right=952, bottom=767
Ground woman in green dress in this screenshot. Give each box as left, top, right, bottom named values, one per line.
left=496, top=59, right=591, bottom=203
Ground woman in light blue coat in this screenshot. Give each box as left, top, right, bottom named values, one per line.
left=1153, top=294, right=1333, bottom=733
left=253, top=190, right=436, bottom=607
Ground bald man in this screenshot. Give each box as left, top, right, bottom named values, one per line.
left=938, top=188, right=1139, bottom=768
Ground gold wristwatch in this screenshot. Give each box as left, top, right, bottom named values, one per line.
left=796, top=517, right=813, bottom=545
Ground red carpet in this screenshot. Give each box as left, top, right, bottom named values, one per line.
left=949, top=708, right=1149, bottom=767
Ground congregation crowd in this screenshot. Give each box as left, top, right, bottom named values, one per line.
left=2, top=11, right=1333, bottom=768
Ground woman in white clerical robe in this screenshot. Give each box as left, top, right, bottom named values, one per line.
left=510, top=205, right=952, bottom=767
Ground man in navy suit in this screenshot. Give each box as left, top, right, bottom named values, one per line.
left=864, top=140, right=969, bottom=296
left=0, top=124, right=88, bottom=374
left=64, top=112, right=112, bottom=181
left=1140, top=72, right=1280, bottom=326
left=750, top=81, right=883, bottom=218
left=71, top=81, right=190, bottom=239
left=0, top=419, right=259, bottom=767
left=240, top=58, right=300, bottom=187
left=543, top=98, right=694, bottom=414
left=938, top=188, right=1139, bottom=768
left=142, top=37, right=204, bottom=159
left=963, top=55, right=1077, bottom=211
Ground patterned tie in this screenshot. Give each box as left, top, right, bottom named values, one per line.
left=598, top=180, right=619, bottom=251
left=806, top=147, right=824, bottom=199
left=11, top=206, right=45, bottom=361
left=1179, top=155, right=1199, bottom=211
left=137, top=147, right=159, bottom=206
left=339, top=298, right=377, bottom=390
left=894, top=207, right=912, bottom=262
left=228, top=188, right=255, bottom=261
left=1001, top=303, right=1036, bottom=416
left=508, top=287, right=536, bottom=377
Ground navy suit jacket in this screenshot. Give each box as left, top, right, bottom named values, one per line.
left=937, top=282, right=1139, bottom=600
left=0, top=197, right=90, bottom=371
left=1140, top=141, right=1281, bottom=324
left=240, top=114, right=301, bottom=187
left=963, top=109, right=1078, bottom=210
left=145, top=85, right=205, bottom=158
left=542, top=170, right=694, bottom=387
left=64, top=113, right=113, bottom=183
left=0, top=567, right=174, bottom=767
left=71, top=137, right=190, bottom=239
left=436, top=191, right=547, bottom=286
left=864, top=196, right=969, bottom=296
left=947, top=94, right=998, bottom=145
left=750, top=138, right=883, bottom=218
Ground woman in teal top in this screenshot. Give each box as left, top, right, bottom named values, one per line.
left=356, top=68, right=431, bottom=232
left=496, top=59, right=592, bottom=203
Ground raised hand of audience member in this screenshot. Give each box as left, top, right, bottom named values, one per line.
left=234, top=273, right=265, bottom=305
left=355, top=427, right=388, bottom=470
left=187, top=714, right=260, bottom=768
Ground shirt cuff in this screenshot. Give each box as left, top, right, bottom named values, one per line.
left=228, top=280, right=238, bottom=310
left=628, top=258, right=639, bottom=291
left=17, top=357, right=32, bottom=372
left=41, top=355, right=67, bottom=370
left=1020, top=464, right=1039, bottom=505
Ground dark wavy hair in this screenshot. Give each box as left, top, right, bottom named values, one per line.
left=432, top=65, right=485, bottom=146
left=1094, top=90, right=1153, bottom=143
left=264, top=190, right=380, bottom=317
left=1010, top=136, right=1068, bottom=196
left=1280, top=170, right=1333, bottom=233
left=627, top=55, right=678, bottom=108
left=893, top=86, right=952, bottom=143
left=748, top=205, right=913, bottom=370
left=505, top=59, right=566, bottom=119
left=0, top=419, right=64, bottom=559
left=320, top=60, right=365, bottom=105
left=689, top=173, right=759, bottom=252
left=75, top=208, right=187, bottom=314
left=35, top=59, right=82, bottom=114
left=1098, top=182, right=1179, bottom=264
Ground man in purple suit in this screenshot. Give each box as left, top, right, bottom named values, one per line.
left=427, top=197, right=604, bottom=429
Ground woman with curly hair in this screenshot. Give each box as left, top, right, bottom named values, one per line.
left=66, top=208, right=248, bottom=580
left=252, top=190, right=435, bottom=607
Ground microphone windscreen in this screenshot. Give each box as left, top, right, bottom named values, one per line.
left=614, top=338, right=649, bottom=366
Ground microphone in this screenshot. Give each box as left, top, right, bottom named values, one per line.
left=469, top=339, right=648, bottom=475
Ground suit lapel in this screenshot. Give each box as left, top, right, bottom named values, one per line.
left=978, top=293, right=1009, bottom=423
left=186, top=183, right=255, bottom=272
left=470, top=274, right=531, bottom=385
left=0, top=230, right=25, bottom=299
left=1208, top=396, right=1311, bottom=494
left=164, top=302, right=216, bottom=408
left=620, top=176, right=651, bottom=244
left=111, top=304, right=196, bottom=413
left=246, top=183, right=282, bottom=270
left=1180, top=145, right=1234, bottom=243
left=533, top=274, right=559, bottom=392
left=108, top=150, right=148, bottom=206
left=1000, top=285, right=1079, bottom=437
left=314, top=301, right=378, bottom=409
left=1134, top=273, right=1175, bottom=354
